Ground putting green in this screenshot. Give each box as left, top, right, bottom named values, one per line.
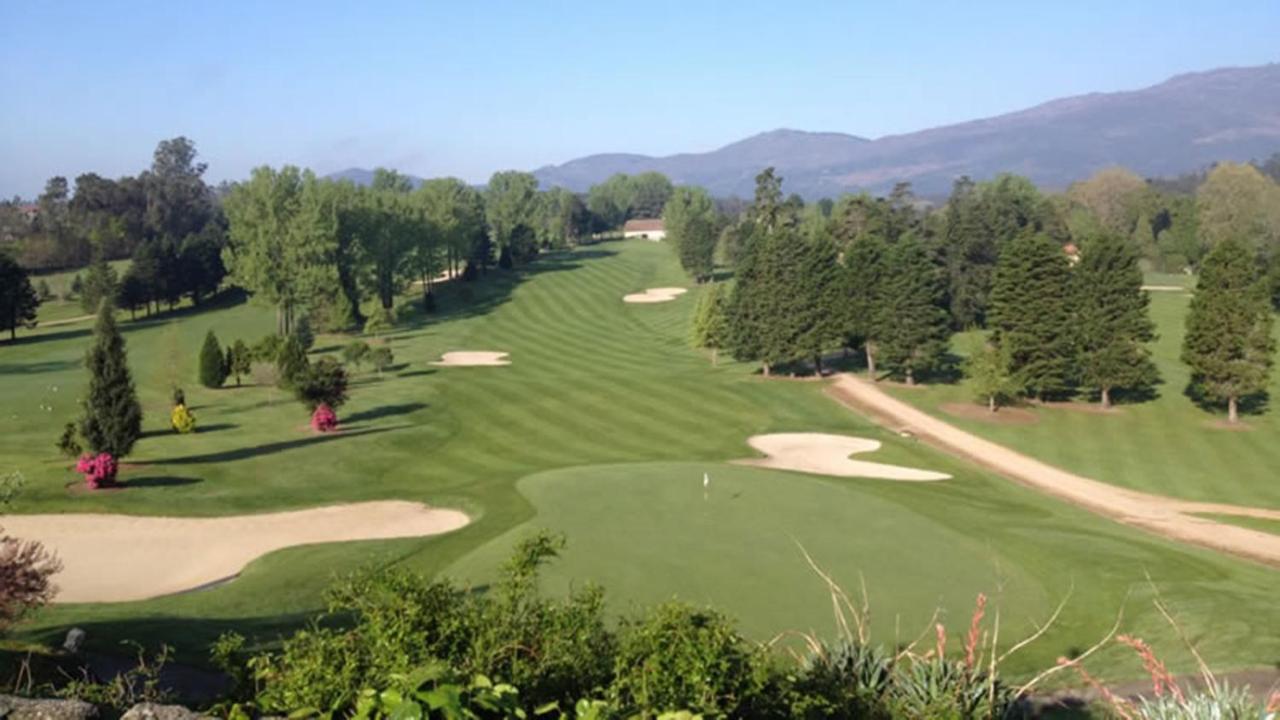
left=448, top=461, right=1280, bottom=675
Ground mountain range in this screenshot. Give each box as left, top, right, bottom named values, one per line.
left=329, top=63, right=1280, bottom=200
left=532, top=64, right=1280, bottom=199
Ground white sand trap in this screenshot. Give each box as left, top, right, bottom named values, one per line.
left=1, top=501, right=470, bottom=603
left=623, top=287, right=688, bottom=304
left=1141, top=285, right=1188, bottom=292
left=736, top=433, right=950, bottom=481
left=431, top=351, right=511, bottom=367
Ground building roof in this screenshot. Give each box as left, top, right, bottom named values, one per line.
left=623, top=218, right=664, bottom=233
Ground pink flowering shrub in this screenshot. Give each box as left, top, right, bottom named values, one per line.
left=311, top=403, right=338, bottom=433
left=75, top=452, right=118, bottom=489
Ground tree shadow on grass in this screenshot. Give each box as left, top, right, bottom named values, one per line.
left=135, top=426, right=403, bottom=465
left=343, top=402, right=427, bottom=425
left=140, top=423, right=238, bottom=440
left=1183, top=383, right=1269, bottom=417
left=124, top=475, right=203, bottom=488
left=0, top=358, right=82, bottom=375
left=398, top=369, right=436, bottom=378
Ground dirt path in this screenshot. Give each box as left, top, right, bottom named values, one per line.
left=827, top=374, right=1280, bottom=567
left=38, top=313, right=95, bottom=328
left=2, top=501, right=470, bottom=602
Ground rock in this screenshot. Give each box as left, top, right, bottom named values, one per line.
left=62, top=628, right=87, bottom=654
left=119, top=704, right=210, bottom=720
left=0, top=695, right=98, bottom=720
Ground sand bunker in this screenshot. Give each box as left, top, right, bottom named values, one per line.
left=1, top=501, right=470, bottom=603
left=1141, top=285, right=1188, bottom=292
left=623, top=287, right=687, bottom=304
left=431, top=351, right=511, bottom=367
left=736, top=433, right=950, bottom=481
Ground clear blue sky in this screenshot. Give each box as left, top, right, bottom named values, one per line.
left=2, top=0, right=1277, bottom=198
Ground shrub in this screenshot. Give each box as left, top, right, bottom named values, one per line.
left=75, top=452, right=118, bottom=489
left=171, top=386, right=186, bottom=406
left=56, top=422, right=82, bottom=458
left=342, top=340, right=371, bottom=368
left=311, top=403, right=338, bottom=433
left=610, top=601, right=779, bottom=718
left=35, top=279, right=52, bottom=301
left=171, top=404, right=196, bottom=434
left=363, top=306, right=395, bottom=337
left=252, top=334, right=284, bottom=364
left=198, top=330, right=228, bottom=388
left=1, top=471, right=63, bottom=635
left=791, top=641, right=894, bottom=719
left=295, top=357, right=349, bottom=411
left=369, top=346, right=394, bottom=375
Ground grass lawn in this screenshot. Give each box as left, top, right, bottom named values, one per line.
left=2, top=240, right=1277, bottom=681
left=885, top=291, right=1280, bottom=510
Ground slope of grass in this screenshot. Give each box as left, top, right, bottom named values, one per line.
left=2, top=240, right=1277, bottom=681
left=888, top=292, right=1280, bottom=509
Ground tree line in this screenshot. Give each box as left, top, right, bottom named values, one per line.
left=684, top=166, right=1276, bottom=423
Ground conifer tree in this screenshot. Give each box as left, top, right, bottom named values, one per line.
left=276, top=333, right=310, bottom=388
left=0, top=254, right=40, bottom=341
left=840, top=233, right=889, bottom=377
left=199, top=330, right=228, bottom=388
left=1075, top=232, right=1159, bottom=407
left=876, top=233, right=951, bottom=384
left=1182, top=236, right=1275, bottom=423
left=691, top=283, right=730, bottom=365
left=79, top=255, right=118, bottom=314
left=79, top=299, right=143, bottom=459
left=988, top=233, right=1076, bottom=400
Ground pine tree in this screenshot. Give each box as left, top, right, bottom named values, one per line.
left=0, top=254, right=40, bottom=341
left=1182, top=236, right=1275, bottom=423
left=691, top=283, right=730, bottom=365
left=840, top=233, right=889, bottom=377
left=276, top=333, right=310, bottom=388
left=1075, top=232, right=1159, bottom=407
left=988, top=233, right=1076, bottom=400
left=79, top=299, right=143, bottom=459
left=79, top=255, right=118, bottom=314
left=199, top=330, right=228, bottom=388
left=877, top=233, right=951, bottom=384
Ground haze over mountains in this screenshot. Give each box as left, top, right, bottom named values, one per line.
left=331, top=63, right=1280, bottom=200
left=534, top=64, right=1280, bottom=199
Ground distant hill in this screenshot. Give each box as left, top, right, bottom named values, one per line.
left=533, top=64, right=1280, bottom=199
left=323, top=167, right=426, bottom=188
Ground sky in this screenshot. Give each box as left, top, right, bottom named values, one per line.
left=1, top=0, right=1278, bottom=198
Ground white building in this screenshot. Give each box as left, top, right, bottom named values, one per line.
left=622, top=218, right=666, bottom=241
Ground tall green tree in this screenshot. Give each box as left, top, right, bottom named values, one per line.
left=691, top=283, right=731, bottom=365
left=988, top=233, right=1076, bottom=400
left=663, top=187, right=718, bottom=282
left=876, top=233, right=951, bottom=384
left=199, top=330, right=228, bottom=388
left=79, top=299, right=143, bottom=458
left=0, top=254, right=40, bottom=341
left=839, top=232, right=890, bottom=377
left=1196, top=163, right=1280, bottom=253
left=79, top=254, right=119, bottom=314
left=1074, top=232, right=1159, bottom=407
left=223, top=166, right=339, bottom=335
left=485, top=171, right=540, bottom=265
left=1182, top=236, right=1275, bottom=423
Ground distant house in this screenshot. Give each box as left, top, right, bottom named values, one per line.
left=623, top=218, right=666, bottom=241
left=1063, top=242, right=1081, bottom=265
